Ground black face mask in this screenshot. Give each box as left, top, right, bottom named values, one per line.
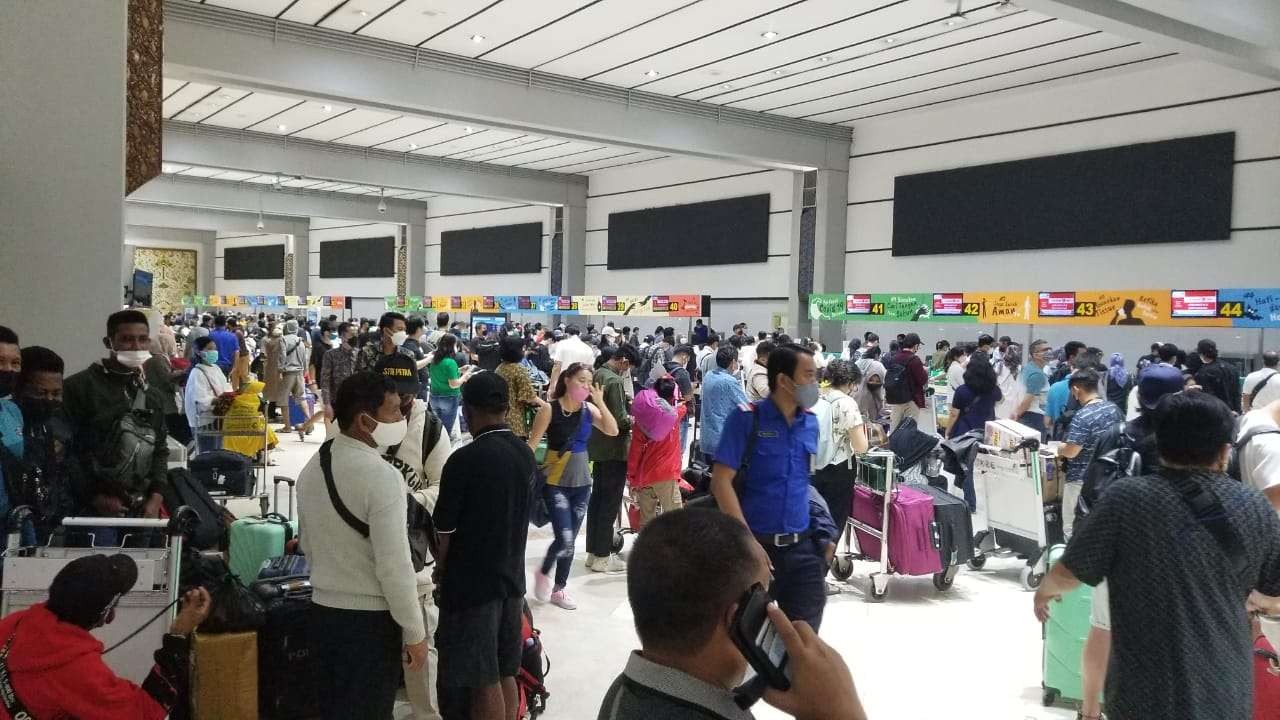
left=0, top=370, right=16, bottom=398
left=865, top=384, right=883, bottom=393
left=19, top=396, right=61, bottom=424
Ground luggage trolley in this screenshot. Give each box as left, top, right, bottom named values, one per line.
left=1, top=508, right=190, bottom=684
left=194, top=411, right=273, bottom=498
left=829, top=450, right=960, bottom=602
left=967, top=437, right=1063, bottom=590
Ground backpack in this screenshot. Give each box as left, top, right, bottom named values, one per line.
left=883, top=355, right=915, bottom=405
left=812, top=393, right=842, bottom=470
left=1051, top=395, right=1081, bottom=442
left=1227, top=425, right=1280, bottom=482
left=281, top=336, right=306, bottom=373
left=632, top=388, right=678, bottom=442
left=1077, top=422, right=1141, bottom=526
left=518, top=601, right=550, bottom=719
left=167, top=467, right=234, bottom=551
left=94, top=388, right=159, bottom=498
left=638, top=344, right=666, bottom=385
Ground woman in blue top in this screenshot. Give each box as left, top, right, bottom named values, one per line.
left=947, top=354, right=1002, bottom=510
left=526, top=363, right=618, bottom=610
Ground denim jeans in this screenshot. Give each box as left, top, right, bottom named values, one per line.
left=430, top=394, right=461, bottom=438
left=541, top=484, right=591, bottom=590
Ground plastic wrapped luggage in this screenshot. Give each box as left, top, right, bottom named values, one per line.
left=1041, top=544, right=1094, bottom=707
left=190, top=449, right=255, bottom=496
left=851, top=483, right=942, bottom=576
left=191, top=630, right=259, bottom=719
left=912, top=483, right=974, bottom=566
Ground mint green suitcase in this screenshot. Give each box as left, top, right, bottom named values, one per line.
left=1042, top=544, right=1096, bottom=707
left=229, top=514, right=297, bottom=584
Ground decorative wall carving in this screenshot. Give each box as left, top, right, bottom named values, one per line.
left=284, top=253, right=296, bottom=295
left=397, top=243, right=408, bottom=296
left=132, top=247, right=196, bottom=314
left=126, top=0, right=163, bottom=195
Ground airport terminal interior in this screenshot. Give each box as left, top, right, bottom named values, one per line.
left=1, top=0, right=1279, bottom=719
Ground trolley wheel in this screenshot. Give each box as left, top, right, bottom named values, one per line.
left=830, top=555, right=854, bottom=581
left=611, top=531, right=625, bottom=554
left=1020, top=565, right=1044, bottom=591
left=967, top=553, right=987, bottom=570
left=932, top=570, right=955, bottom=592
left=973, top=529, right=990, bottom=551
left=866, top=574, right=888, bottom=603
left=1041, top=687, right=1059, bottom=707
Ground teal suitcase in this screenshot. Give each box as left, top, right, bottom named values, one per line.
left=229, top=514, right=297, bottom=584
left=1042, top=544, right=1097, bottom=707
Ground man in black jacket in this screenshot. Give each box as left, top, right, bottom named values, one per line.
left=1194, top=339, right=1241, bottom=413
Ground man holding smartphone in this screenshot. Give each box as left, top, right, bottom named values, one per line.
left=599, top=508, right=865, bottom=720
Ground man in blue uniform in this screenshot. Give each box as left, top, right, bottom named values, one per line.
left=711, top=342, right=829, bottom=630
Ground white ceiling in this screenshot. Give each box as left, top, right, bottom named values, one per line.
left=187, top=0, right=1176, bottom=125
left=162, top=76, right=671, bottom=174
left=158, top=161, right=439, bottom=200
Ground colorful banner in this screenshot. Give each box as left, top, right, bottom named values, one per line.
left=808, top=288, right=1280, bottom=328
left=383, top=294, right=707, bottom=317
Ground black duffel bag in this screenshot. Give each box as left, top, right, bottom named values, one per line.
left=189, top=449, right=255, bottom=496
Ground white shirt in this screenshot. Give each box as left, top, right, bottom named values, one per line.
left=947, top=361, right=966, bottom=391
left=1238, top=408, right=1280, bottom=506
left=1244, top=368, right=1280, bottom=408
left=551, top=335, right=595, bottom=370
left=184, top=363, right=228, bottom=428
left=826, top=388, right=865, bottom=468
left=384, top=400, right=452, bottom=589
left=739, top=344, right=757, bottom=370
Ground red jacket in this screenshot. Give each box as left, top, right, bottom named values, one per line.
left=0, top=603, right=180, bottom=720
left=627, top=404, right=687, bottom=489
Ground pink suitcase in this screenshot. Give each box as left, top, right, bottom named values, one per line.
left=852, top=484, right=942, bottom=576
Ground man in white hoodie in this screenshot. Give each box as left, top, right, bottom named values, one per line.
left=376, top=354, right=451, bottom=720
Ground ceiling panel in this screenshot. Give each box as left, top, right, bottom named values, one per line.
left=170, top=87, right=254, bottom=123
left=414, top=129, right=525, bottom=157
left=337, top=115, right=448, bottom=147
left=175, top=166, right=230, bottom=178
left=790, top=30, right=1131, bottom=121
left=535, top=0, right=787, bottom=79
left=277, top=0, right=345, bottom=24
left=318, top=0, right=401, bottom=33
left=290, top=107, right=399, bottom=141
left=204, top=0, right=295, bottom=16
left=162, top=77, right=186, bottom=99
left=466, top=138, right=573, bottom=163
left=163, top=81, right=218, bottom=118
left=514, top=145, right=621, bottom=169
left=353, top=0, right=497, bottom=46
left=588, top=0, right=887, bottom=89
left=246, top=100, right=340, bottom=135
left=727, top=18, right=1087, bottom=113
left=423, top=0, right=594, bottom=59
left=370, top=121, right=468, bottom=151
left=200, top=92, right=304, bottom=129
left=488, top=141, right=604, bottom=166
left=214, top=170, right=264, bottom=181
left=575, top=153, right=671, bottom=174
left=479, top=0, right=695, bottom=69
left=439, top=133, right=544, bottom=160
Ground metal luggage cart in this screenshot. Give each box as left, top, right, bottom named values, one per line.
left=193, top=411, right=273, bottom=498
left=829, top=450, right=959, bottom=602
left=967, top=438, right=1061, bottom=590
left=1, top=509, right=188, bottom=684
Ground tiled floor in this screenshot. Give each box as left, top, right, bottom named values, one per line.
left=256, top=428, right=1078, bottom=720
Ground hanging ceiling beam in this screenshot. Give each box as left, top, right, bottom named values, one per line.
left=163, top=1, right=851, bottom=171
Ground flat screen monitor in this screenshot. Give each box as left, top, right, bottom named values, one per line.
left=932, top=293, right=964, bottom=316
left=319, top=237, right=395, bottom=278
left=130, top=269, right=153, bottom=308
left=1038, top=292, right=1076, bottom=317
left=440, top=223, right=542, bottom=276
left=1171, top=289, right=1219, bottom=318
left=607, top=194, right=770, bottom=269
left=224, top=244, right=285, bottom=280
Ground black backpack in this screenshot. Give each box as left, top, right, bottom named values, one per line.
left=883, top=356, right=915, bottom=405
left=167, top=468, right=233, bottom=551
left=1077, top=422, right=1141, bottom=527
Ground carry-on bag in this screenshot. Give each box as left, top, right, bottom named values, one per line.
left=229, top=514, right=297, bottom=584
left=851, top=484, right=942, bottom=576
left=190, top=449, right=255, bottom=496
left=191, top=630, right=259, bottom=719
left=167, top=468, right=233, bottom=551
left=253, top=576, right=319, bottom=719
left=1041, top=544, right=1095, bottom=707
left=912, top=483, right=974, bottom=566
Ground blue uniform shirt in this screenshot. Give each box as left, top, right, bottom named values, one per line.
left=714, top=399, right=818, bottom=535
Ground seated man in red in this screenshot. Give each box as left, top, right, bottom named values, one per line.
left=0, top=553, right=210, bottom=719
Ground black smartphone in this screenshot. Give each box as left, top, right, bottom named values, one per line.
left=730, top=584, right=791, bottom=694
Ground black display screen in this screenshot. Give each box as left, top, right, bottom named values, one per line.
left=891, top=132, right=1235, bottom=256
left=607, top=193, right=770, bottom=270
left=440, top=222, right=542, bottom=276
left=223, top=244, right=284, bottom=280
left=319, top=236, right=395, bottom=278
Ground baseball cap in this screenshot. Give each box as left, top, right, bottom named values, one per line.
left=374, top=353, right=420, bottom=395
left=1138, top=363, right=1185, bottom=410
left=602, top=326, right=617, bottom=337
left=47, top=554, right=138, bottom=628
left=461, top=369, right=508, bottom=410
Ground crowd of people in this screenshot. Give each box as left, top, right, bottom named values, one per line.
left=0, top=306, right=1278, bottom=720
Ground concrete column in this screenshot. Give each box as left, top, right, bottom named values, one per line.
left=562, top=189, right=587, bottom=296
left=786, top=172, right=806, bottom=335
left=406, top=216, right=426, bottom=298
left=814, top=168, right=850, bottom=350
left=0, top=0, right=127, bottom=370
left=197, top=235, right=216, bottom=296
left=291, top=228, right=310, bottom=299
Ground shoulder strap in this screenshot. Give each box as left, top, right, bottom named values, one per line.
left=319, top=440, right=369, bottom=538
left=0, top=627, right=35, bottom=720
left=424, top=410, right=442, bottom=458
left=1237, top=426, right=1280, bottom=451
left=1252, top=371, right=1278, bottom=398
left=1166, top=471, right=1247, bottom=575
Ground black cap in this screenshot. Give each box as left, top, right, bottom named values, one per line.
left=461, top=370, right=508, bottom=410
left=374, top=352, right=419, bottom=394
left=47, top=554, right=138, bottom=628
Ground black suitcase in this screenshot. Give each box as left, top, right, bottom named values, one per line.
left=252, top=576, right=319, bottom=719
left=914, top=484, right=974, bottom=566
left=190, top=449, right=255, bottom=496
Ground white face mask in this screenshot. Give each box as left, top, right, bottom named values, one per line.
left=391, top=330, right=408, bottom=346
left=114, top=349, right=151, bottom=369
left=368, top=415, right=408, bottom=448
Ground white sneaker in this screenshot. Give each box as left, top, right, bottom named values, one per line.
left=549, top=589, right=577, bottom=610
left=590, top=554, right=627, bottom=574
left=584, top=553, right=599, bottom=570
left=533, top=569, right=552, bottom=602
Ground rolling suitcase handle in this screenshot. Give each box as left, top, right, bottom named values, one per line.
left=273, top=475, right=297, bottom=519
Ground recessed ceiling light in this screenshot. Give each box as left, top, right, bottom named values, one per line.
left=772, top=69, right=785, bottom=75
left=220, top=93, right=232, bottom=99
left=421, top=8, right=444, bottom=16
left=356, top=9, right=368, bottom=17
left=321, top=104, right=332, bottom=112
left=721, top=83, right=733, bottom=90
left=817, top=56, right=833, bottom=63
left=469, top=34, right=485, bottom=43
left=708, top=69, right=723, bottom=76
left=409, top=142, right=419, bottom=150
left=277, top=124, right=288, bottom=131
left=464, top=126, right=474, bottom=133
left=943, top=15, right=967, bottom=26
left=883, top=37, right=897, bottom=44
left=643, top=69, right=659, bottom=77
left=760, top=31, right=778, bottom=40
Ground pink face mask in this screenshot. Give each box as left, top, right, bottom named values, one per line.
left=567, top=384, right=590, bottom=403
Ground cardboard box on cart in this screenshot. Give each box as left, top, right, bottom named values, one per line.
left=984, top=418, right=1040, bottom=451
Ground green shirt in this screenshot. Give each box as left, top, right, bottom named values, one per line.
left=588, top=365, right=632, bottom=462
left=429, top=358, right=461, bottom=397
